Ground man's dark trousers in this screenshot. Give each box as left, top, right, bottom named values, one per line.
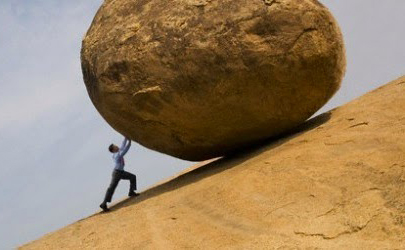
left=103, top=169, right=137, bottom=203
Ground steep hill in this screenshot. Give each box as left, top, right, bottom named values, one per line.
left=22, top=76, right=405, bottom=249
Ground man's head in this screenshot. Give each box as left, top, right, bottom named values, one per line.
left=108, top=144, right=119, bottom=153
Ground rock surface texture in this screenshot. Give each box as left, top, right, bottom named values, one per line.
left=81, top=0, right=346, bottom=160
left=23, top=77, right=405, bottom=249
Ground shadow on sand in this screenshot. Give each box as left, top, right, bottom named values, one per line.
left=97, top=111, right=332, bottom=215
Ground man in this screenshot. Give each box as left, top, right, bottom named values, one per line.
left=100, top=137, right=139, bottom=212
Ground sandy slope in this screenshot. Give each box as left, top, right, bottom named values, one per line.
left=21, top=76, right=405, bottom=249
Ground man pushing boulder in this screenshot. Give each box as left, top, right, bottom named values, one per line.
left=100, top=137, right=139, bottom=212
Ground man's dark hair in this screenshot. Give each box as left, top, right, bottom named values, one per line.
left=108, top=144, right=115, bottom=153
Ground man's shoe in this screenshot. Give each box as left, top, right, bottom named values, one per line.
left=128, top=191, right=140, bottom=197
left=99, top=203, right=110, bottom=212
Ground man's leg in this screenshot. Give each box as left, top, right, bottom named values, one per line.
left=120, top=170, right=138, bottom=196
left=100, top=170, right=121, bottom=210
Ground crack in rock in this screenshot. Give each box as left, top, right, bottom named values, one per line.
left=190, top=0, right=212, bottom=7
left=348, top=122, right=369, bottom=128
left=265, top=202, right=295, bottom=216
left=263, top=0, right=280, bottom=6
left=316, top=204, right=343, bottom=218
left=294, top=213, right=381, bottom=240
left=287, top=28, right=317, bottom=52
left=132, top=86, right=162, bottom=96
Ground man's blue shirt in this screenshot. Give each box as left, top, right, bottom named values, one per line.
left=113, top=138, right=131, bottom=171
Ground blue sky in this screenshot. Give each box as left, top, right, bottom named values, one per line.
left=0, top=0, right=404, bottom=249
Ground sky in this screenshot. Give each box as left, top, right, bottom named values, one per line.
left=0, top=0, right=404, bottom=249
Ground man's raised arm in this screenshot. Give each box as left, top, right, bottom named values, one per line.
left=119, top=137, right=131, bottom=156
left=120, top=137, right=128, bottom=149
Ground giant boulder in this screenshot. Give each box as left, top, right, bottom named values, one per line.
left=81, top=0, right=346, bottom=160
